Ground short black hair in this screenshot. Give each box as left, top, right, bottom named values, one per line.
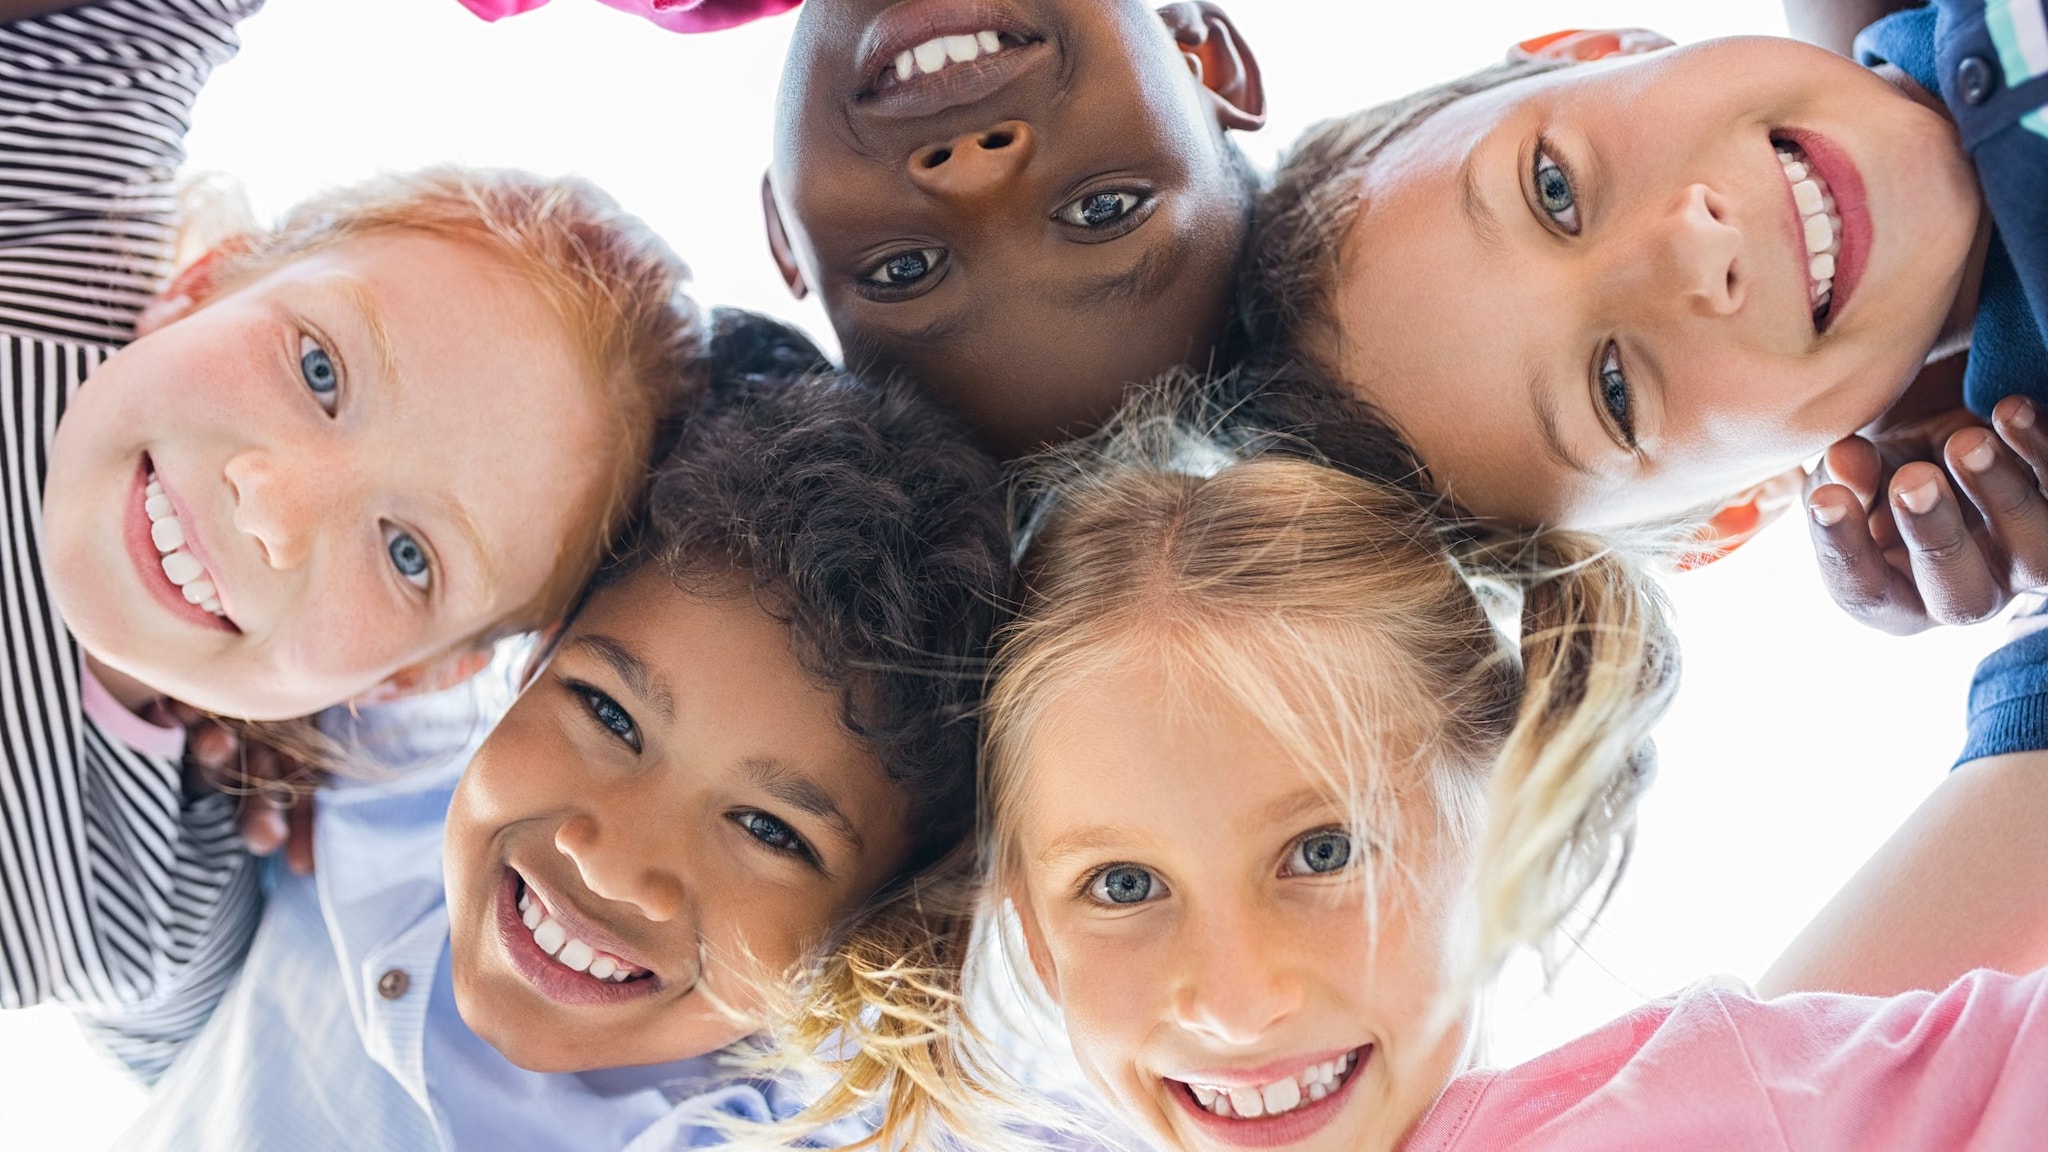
left=620, top=310, right=1009, bottom=866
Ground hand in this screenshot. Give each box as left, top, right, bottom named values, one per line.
left=160, top=701, right=320, bottom=874
left=1807, top=396, right=2048, bottom=634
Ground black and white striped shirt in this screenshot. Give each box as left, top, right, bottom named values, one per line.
left=1, top=0, right=262, bottom=1082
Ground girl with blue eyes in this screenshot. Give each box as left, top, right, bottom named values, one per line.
left=126, top=316, right=1015, bottom=1150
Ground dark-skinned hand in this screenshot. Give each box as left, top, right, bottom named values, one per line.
left=153, top=699, right=320, bottom=874
left=1807, top=395, right=2048, bottom=635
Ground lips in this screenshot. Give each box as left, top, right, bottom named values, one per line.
left=123, top=456, right=236, bottom=633
left=494, top=867, right=670, bottom=1008
left=853, top=0, right=1051, bottom=119
left=1166, top=1046, right=1371, bottom=1148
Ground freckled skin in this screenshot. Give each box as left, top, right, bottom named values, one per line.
left=766, top=0, right=1263, bottom=457
left=42, top=235, right=606, bottom=720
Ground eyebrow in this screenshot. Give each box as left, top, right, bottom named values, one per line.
left=1529, top=364, right=1596, bottom=478
left=1036, top=788, right=1343, bottom=868
left=338, top=279, right=404, bottom=395
left=436, top=495, right=497, bottom=606
left=740, top=757, right=864, bottom=855
left=1460, top=146, right=1507, bottom=256
left=1060, top=227, right=1188, bottom=309
left=568, top=633, right=675, bottom=724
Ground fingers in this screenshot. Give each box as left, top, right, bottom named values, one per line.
left=1819, top=435, right=1885, bottom=507
left=284, top=803, right=316, bottom=876
left=1890, top=461, right=2002, bottom=626
left=1949, top=424, right=2048, bottom=592
left=1995, top=396, right=2048, bottom=495
left=1808, top=480, right=1930, bottom=635
left=238, top=801, right=289, bottom=857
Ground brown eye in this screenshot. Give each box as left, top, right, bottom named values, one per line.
left=862, top=248, right=942, bottom=286
left=1058, top=191, right=1140, bottom=228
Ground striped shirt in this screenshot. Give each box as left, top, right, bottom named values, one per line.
left=0, top=0, right=263, bottom=1082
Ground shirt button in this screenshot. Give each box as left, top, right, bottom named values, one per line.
left=376, top=968, right=410, bottom=1000
left=1957, top=55, right=1996, bottom=105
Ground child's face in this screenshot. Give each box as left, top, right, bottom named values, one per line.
left=1010, top=662, right=1470, bottom=1152
left=767, top=0, right=1258, bottom=453
left=41, top=235, right=607, bottom=720
left=443, top=570, right=912, bottom=1073
left=1329, top=38, right=1981, bottom=528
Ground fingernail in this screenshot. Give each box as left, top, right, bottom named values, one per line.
left=1809, top=499, right=1847, bottom=527
left=1961, top=435, right=1997, bottom=473
left=1897, top=480, right=1939, bottom=516
left=2014, top=400, right=2038, bottom=430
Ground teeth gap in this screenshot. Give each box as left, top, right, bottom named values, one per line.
left=1182, top=1050, right=1360, bottom=1120
left=878, top=28, right=1021, bottom=87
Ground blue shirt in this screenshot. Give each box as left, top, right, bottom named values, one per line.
left=1858, top=1, right=2048, bottom=417
left=116, top=680, right=843, bottom=1151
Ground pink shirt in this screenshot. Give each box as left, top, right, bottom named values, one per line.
left=1406, top=969, right=2048, bottom=1151
left=453, top=0, right=800, bottom=34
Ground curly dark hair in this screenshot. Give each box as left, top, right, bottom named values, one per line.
left=617, top=310, right=1010, bottom=866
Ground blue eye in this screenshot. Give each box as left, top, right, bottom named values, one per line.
left=1286, top=831, right=1353, bottom=876
left=1532, top=147, right=1581, bottom=235
left=1598, top=342, right=1635, bottom=446
left=570, top=681, right=640, bottom=751
left=1088, top=864, right=1162, bottom=906
left=382, top=525, right=430, bottom=590
left=736, top=811, right=815, bottom=863
left=299, top=335, right=338, bottom=412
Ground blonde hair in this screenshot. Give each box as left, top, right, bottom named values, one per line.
left=756, top=378, right=1678, bottom=1148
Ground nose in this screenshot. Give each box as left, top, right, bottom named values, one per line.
left=906, top=120, right=1034, bottom=204
left=1169, top=902, right=1304, bottom=1045
left=1657, top=183, right=1745, bottom=317
left=223, top=446, right=355, bottom=570
left=554, top=813, right=687, bottom=923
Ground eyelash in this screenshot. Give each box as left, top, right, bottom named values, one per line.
left=1054, top=188, right=1154, bottom=240
left=1530, top=137, right=1583, bottom=236
left=856, top=247, right=946, bottom=300
left=1596, top=341, right=1636, bottom=447
left=730, top=811, right=821, bottom=869
left=565, top=679, right=642, bottom=753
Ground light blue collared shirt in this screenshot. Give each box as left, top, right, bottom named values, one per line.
left=116, top=680, right=835, bottom=1151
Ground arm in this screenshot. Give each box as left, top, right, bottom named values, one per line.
left=1758, top=751, right=2048, bottom=998
left=1782, top=0, right=1923, bottom=56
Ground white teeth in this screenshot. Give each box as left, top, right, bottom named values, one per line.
left=589, top=956, right=617, bottom=981
left=887, top=30, right=1007, bottom=82
left=532, top=918, right=567, bottom=956
left=558, top=939, right=595, bottom=973
left=1804, top=212, right=1834, bottom=254
left=1185, top=1051, right=1362, bottom=1121
left=1791, top=178, right=1824, bottom=215
left=943, top=33, right=978, bottom=63
left=1781, top=160, right=1808, bottom=182
left=142, top=471, right=226, bottom=617
left=1809, top=252, right=1835, bottom=280
left=1261, top=1077, right=1301, bottom=1114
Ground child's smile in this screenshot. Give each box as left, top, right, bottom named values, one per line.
left=1325, top=38, right=1983, bottom=529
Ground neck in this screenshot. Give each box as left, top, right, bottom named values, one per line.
left=83, top=654, right=164, bottom=716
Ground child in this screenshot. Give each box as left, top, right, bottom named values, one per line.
left=1236, top=5, right=2044, bottom=553
left=762, top=0, right=1267, bottom=455
left=119, top=313, right=1013, bottom=1150
left=2, top=0, right=700, bottom=1078
left=779, top=383, right=2048, bottom=1152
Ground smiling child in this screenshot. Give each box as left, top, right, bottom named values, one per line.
left=763, top=0, right=1267, bottom=455
left=121, top=312, right=1012, bottom=1149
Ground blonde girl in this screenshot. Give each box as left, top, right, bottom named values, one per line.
left=757, top=375, right=1677, bottom=1151
left=3, top=0, right=697, bottom=1077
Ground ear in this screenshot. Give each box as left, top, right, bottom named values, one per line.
left=1510, top=27, right=1675, bottom=64
left=760, top=171, right=810, bottom=301
left=1009, top=888, right=1061, bottom=1001
left=1676, top=466, right=1805, bottom=571
left=1156, top=2, right=1266, bottom=132
left=134, top=237, right=255, bottom=337
left=353, top=646, right=496, bottom=706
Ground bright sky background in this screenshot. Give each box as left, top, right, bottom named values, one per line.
left=0, top=0, right=2011, bottom=1146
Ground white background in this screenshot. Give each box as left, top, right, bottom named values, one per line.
left=0, top=0, right=2007, bottom=1146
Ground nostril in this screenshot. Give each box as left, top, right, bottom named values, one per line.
left=981, top=130, right=1013, bottom=149
left=920, top=147, right=952, bottom=169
